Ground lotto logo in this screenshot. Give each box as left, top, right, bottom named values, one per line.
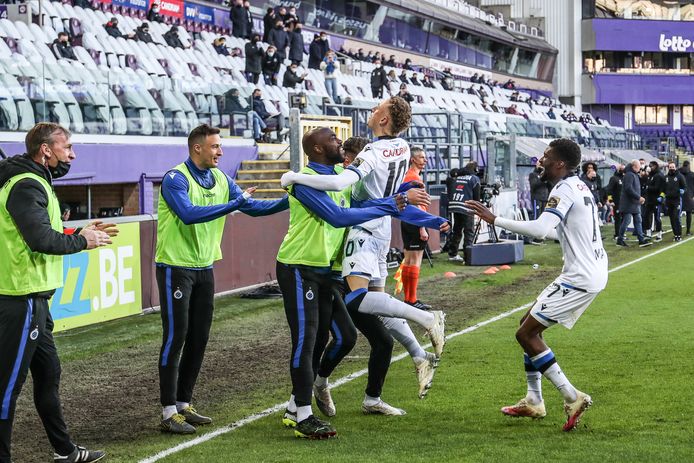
left=658, top=34, right=693, bottom=52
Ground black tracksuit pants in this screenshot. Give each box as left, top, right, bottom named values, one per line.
left=448, top=212, right=474, bottom=257
left=643, top=203, right=662, bottom=233
left=0, top=296, right=74, bottom=462
left=666, top=199, right=682, bottom=237
left=277, top=263, right=357, bottom=407
left=157, top=266, right=215, bottom=407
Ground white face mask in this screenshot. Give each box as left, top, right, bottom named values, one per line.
left=376, top=64, right=381, bottom=68
left=267, top=52, right=275, bottom=57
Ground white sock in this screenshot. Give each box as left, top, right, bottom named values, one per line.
left=381, top=317, right=426, bottom=359
left=314, top=376, right=329, bottom=388
left=296, top=405, right=312, bottom=422
left=543, top=363, right=578, bottom=403
left=363, top=394, right=380, bottom=406
left=287, top=394, right=297, bottom=413
left=162, top=405, right=177, bottom=420
left=176, top=401, right=189, bottom=412
left=525, top=372, right=543, bottom=405
left=357, top=292, right=434, bottom=329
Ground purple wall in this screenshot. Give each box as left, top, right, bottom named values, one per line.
left=590, top=74, right=694, bottom=105
left=0, top=141, right=258, bottom=185
left=587, top=18, right=694, bottom=52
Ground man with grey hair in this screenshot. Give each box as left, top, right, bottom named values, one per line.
left=617, top=160, right=651, bottom=247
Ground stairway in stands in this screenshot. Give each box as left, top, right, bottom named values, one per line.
left=236, top=143, right=290, bottom=199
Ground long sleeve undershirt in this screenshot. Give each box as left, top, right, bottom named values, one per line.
left=494, top=212, right=561, bottom=241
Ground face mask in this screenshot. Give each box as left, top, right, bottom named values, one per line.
left=50, top=160, right=71, bottom=179
left=295, top=27, right=302, bottom=32
left=376, top=64, right=381, bottom=68
left=267, top=52, right=274, bottom=57
left=321, top=36, right=327, bottom=41
left=276, top=25, right=283, bottom=29
left=669, top=169, right=676, bottom=174
left=153, top=7, right=159, bottom=11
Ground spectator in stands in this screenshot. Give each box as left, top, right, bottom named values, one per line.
left=606, top=164, right=625, bottom=240
left=565, top=112, right=578, bottom=123
left=470, top=73, right=479, bottom=83
left=580, top=162, right=603, bottom=214
left=370, top=59, right=388, bottom=98
left=320, top=51, right=339, bottom=102
left=164, top=26, right=187, bottom=49
left=398, top=83, right=414, bottom=105
left=467, top=86, right=478, bottom=96
left=510, top=91, right=520, bottom=101
left=410, top=73, right=421, bottom=86
left=261, top=45, right=281, bottom=85
left=286, top=6, right=300, bottom=24
left=318, top=31, right=330, bottom=57
left=385, top=54, right=396, bottom=67
left=52, top=32, right=77, bottom=61
left=481, top=102, right=492, bottom=112
left=386, top=70, right=399, bottom=95
left=104, top=17, right=133, bottom=39
left=288, top=22, right=305, bottom=65
left=490, top=100, right=501, bottom=112
left=664, top=162, right=687, bottom=241
left=224, top=88, right=266, bottom=142
left=644, top=160, right=665, bottom=241
left=244, top=33, right=264, bottom=84
left=230, top=0, right=246, bottom=38
left=478, top=86, right=489, bottom=99
left=422, top=75, right=435, bottom=88
left=365, top=50, right=374, bottom=62
left=277, top=5, right=288, bottom=23
left=617, top=159, right=650, bottom=247
left=136, top=23, right=155, bottom=44
left=282, top=63, right=307, bottom=89
left=680, top=161, right=694, bottom=236
left=547, top=107, right=556, bottom=119
left=355, top=48, right=366, bottom=61
left=502, top=79, right=516, bottom=89
left=441, top=68, right=454, bottom=91
left=73, top=0, right=93, bottom=8
left=262, top=7, right=275, bottom=42
left=252, top=88, right=286, bottom=141
left=505, top=104, right=520, bottom=115
left=403, top=58, right=413, bottom=70
left=269, top=18, right=289, bottom=61
left=147, top=2, right=163, bottom=23
left=399, top=70, right=409, bottom=84
left=308, top=34, right=323, bottom=69
left=243, top=1, right=253, bottom=39
left=212, top=37, right=230, bottom=56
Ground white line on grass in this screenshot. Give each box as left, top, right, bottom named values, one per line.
left=139, top=238, right=692, bottom=463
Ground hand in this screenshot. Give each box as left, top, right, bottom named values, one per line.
left=419, top=228, right=429, bottom=241
left=680, top=189, right=685, bottom=196
left=86, top=221, right=119, bottom=237
left=394, top=193, right=407, bottom=211
left=657, top=196, right=663, bottom=204
left=280, top=171, right=296, bottom=188
left=79, top=227, right=112, bottom=250
left=406, top=187, right=430, bottom=208
left=597, top=202, right=603, bottom=208
left=439, top=221, right=451, bottom=233
left=639, top=197, right=645, bottom=205
left=464, top=200, right=496, bottom=224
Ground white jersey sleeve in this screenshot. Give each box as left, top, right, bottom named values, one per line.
left=544, top=182, right=575, bottom=221
left=347, top=143, right=379, bottom=179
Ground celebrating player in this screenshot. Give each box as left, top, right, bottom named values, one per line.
left=282, top=97, right=448, bottom=414
left=464, top=138, right=607, bottom=431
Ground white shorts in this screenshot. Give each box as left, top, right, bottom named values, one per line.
left=529, top=279, right=599, bottom=329
left=341, top=228, right=389, bottom=287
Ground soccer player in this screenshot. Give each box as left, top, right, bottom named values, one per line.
left=277, top=127, right=427, bottom=438
left=156, top=125, right=288, bottom=434
left=464, top=138, right=607, bottom=431
left=282, top=97, right=448, bottom=414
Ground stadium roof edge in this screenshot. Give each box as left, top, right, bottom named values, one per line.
left=0, top=132, right=255, bottom=147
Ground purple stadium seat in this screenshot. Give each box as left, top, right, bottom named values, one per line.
left=126, top=54, right=139, bottom=70
left=3, top=37, right=18, bottom=54
left=187, top=62, right=200, bottom=77
left=157, top=58, right=173, bottom=77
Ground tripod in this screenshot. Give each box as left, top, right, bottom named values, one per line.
left=472, top=203, right=499, bottom=244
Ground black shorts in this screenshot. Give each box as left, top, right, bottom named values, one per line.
left=401, top=222, right=425, bottom=251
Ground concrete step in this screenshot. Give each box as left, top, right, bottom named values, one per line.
left=257, top=143, right=290, bottom=160
left=253, top=188, right=286, bottom=199
left=236, top=179, right=282, bottom=190
left=240, top=160, right=290, bottom=170
left=236, top=169, right=286, bottom=180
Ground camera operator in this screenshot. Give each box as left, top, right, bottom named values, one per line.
left=644, top=161, right=665, bottom=242
left=445, top=162, right=480, bottom=263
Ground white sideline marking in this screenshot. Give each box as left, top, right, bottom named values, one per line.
left=139, top=239, right=692, bottom=463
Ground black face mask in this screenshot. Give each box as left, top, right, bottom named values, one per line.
left=669, top=169, right=676, bottom=174
left=276, top=25, right=283, bottom=29
left=50, top=160, right=71, bottom=179
left=295, top=27, right=302, bottom=33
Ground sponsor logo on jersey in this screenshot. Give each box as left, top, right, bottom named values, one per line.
left=546, top=196, right=561, bottom=208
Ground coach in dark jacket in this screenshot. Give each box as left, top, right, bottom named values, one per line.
left=262, top=7, right=275, bottom=42
left=680, top=161, right=694, bottom=235
left=0, top=123, right=111, bottom=463
left=230, top=0, right=246, bottom=38
left=288, top=23, right=305, bottom=65
left=244, top=34, right=264, bottom=84
left=261, top=45, right=281, bottom=85
left=243, top=1, right=253, bottom=39
left=617, top=160, right=649, bottom=246
left=370, top=60, right=388, bottom=98
left=268, top=19, right=289, bottom=61
left=52, top=32, right=77, bottom=60
left=282, top=64, right=306, bottom=89
left=664, top=161, right=687, bottom=240
left=135, top=23, right=154, bottom=44
left=308, top=35, right=323, bottom=69
left=644, top=161, right=665, bottom=240
left=605, top=165, right=624, bottom=239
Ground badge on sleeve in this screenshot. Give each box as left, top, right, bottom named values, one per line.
left=351, top=157, right=363, bottom=168
left=546, top=196, right=561, bottom=209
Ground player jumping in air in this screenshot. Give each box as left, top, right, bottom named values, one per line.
left=465, top=138, right=608, bottom=431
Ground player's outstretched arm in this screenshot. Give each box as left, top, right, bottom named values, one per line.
left=228, top=178, right=290, bottom=217
left=281, top=169, right=360, bottom=191
left=464, top=200, right=560, bottom=240
left=397, top=205, right=450, bottom=232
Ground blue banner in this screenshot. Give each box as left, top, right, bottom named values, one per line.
left=112, top=0, right=149, bottom=12
left=184, top=2, right=215, bottom=25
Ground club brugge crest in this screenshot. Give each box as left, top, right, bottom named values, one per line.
left=174, top=289, right=183, bottom=300
left=306, top=289, right=314, bottom=301
left=30, top=328, right=39, bottom=341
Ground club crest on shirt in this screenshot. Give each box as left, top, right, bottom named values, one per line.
left=174, top=289, right=183, bottom=300
left=351, top=157, right=363, bottom=168
left=305, top=289, right=314, bottom=301
left=30, top=328, right=39, bottom=341
left=546, top=196, right=561, bottom=209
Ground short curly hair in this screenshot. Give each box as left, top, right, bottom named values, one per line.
left=387, top=96, right=412, bottom=136
left=343, top=136, right=369, bottom=160
left=549, top=138, right=581, bottom=171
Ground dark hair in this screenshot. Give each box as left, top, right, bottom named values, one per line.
left=581, top=161, right=597, bottom=174
left=60, top=202, right=71, bottom=214
left=266, top=7, right=273, bottom=13
left=25, top=123, right=71, bottom=157
left=465, top=161, right=478, bottom=172
left=58, top=31, right=68, bottom=38
left=387, top=96, right=412, bottom=136
left=188, top=124, right=220, bottom=151
left=548, top=138, right=581, bottom=171
left=343, top=136, right=369, bottom=159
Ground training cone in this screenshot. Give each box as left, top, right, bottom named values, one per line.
left=483, top=267, right=498, bottom=275
left=490, top=267, right=500, bottom=272
left=444, top=271, right=457, bottom=279
left=499, top=265, right=512, bottom=270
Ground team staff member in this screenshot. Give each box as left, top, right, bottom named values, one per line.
left=663, top=162, right=686, bottom=242
left=277, top=127, right=419, bottom=439
left=529, top=158, right=550, bottom=219
left=156, top=125, right=288, bottom=434
left=0, top=123, right=112, bottom=463
left=446, top=162, right=480, bottom=262
left=399, top=147, right=431, bottom=310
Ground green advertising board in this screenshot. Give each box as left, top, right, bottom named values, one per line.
left=51, top=222, right=142, bottom=332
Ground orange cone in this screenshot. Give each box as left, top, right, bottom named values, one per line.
left=499, top=265, right=512, bottom=270
left=490, top=267, right=500, bottom=272
left=444, top=271, right=457, bottom=279
left=483, top=267, right=498, bottom=275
